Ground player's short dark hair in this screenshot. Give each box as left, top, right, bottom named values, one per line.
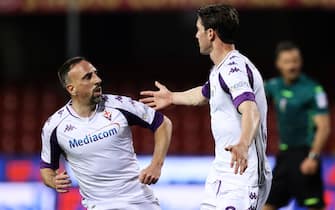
left=58, top=56, right=85, bottom=88
left=197, top=4, right=239, bottom=44
left=275, top=41, right=300, bottom=59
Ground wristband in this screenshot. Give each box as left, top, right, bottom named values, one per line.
left=308, top=152, right=320, bottom=160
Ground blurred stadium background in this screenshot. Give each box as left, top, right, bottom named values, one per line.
left=0, top=0, right=334, bottom=209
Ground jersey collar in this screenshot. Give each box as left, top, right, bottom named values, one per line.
left=215, top=49, right=239, bottom=70
left=280, top=73, right=305, bottom=87
left=66, top=100, right=99, bottom=121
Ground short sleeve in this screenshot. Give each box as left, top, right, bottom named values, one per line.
left=310, top=85, right=329, bottom=115
left=110, top=95, right=164, bottom=132
left=202, top=81, right=210, bottom=99
left=40, top=122, right=62, bottom=170
left=218, top=61, right=255, bottom=109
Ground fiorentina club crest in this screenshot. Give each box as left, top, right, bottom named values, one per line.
left=104, top=110, right=112, bottom=121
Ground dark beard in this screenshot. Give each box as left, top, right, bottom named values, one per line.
left=90, top=95, right=103, bottom=105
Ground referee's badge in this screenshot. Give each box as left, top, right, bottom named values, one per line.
left=104, top=110, right=112, bottom=121
left=316, top=92, right=327, bottom=108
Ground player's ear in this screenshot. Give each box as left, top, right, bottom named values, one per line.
left=66, top=84, right=76, bottom=96
left=207, top=28, right=215, bottom=41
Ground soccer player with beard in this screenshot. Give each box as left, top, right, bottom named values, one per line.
left=40, top=57, right=172, bottom=210
left=140, top=4, right=272, bottom=210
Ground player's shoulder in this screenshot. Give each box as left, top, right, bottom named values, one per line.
left=224, top=51, right=244, bottom=66
left=300, top=74, right=326, bottom=94
left=42, top=104, right=69, bottom=134
left=300, top=74, right=319, bottom=86
left=266, top=77, right=280, bottom=86
left=220, top=51, right=249, bottom=74
left=102, top=94, right=137, bottom=110
left=264, top=77, right=280, bottom=92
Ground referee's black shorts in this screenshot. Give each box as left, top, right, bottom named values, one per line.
left=266, top=146, right=324, bottom=208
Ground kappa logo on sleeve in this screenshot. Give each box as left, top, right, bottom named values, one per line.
left=57, top=109, right=64, bottom=116
left=227, top=61, right=237, bottom=66
left=229, top=67, right=241, bottom=75
left=115, top=96, right=123, bottom=102
left=128, top=98, right=136, bottom=106
left=249, top=192, right=257, bottom=200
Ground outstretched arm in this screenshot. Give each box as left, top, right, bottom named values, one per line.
left=40, top=168, right=72, bottom=193
left=139, top=116, right=172, bottom=184
left=225, top=101, right=260, bottom=175
left=140, top=81, right=208, bottom=110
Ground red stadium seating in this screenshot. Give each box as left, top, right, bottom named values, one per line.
left=0, top=84, right=334, bottom=155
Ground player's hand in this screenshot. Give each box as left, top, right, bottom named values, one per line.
left=139, top=164, right=161, bottom=185
left=225, top=142, right=248, bottom=175
left=53, top=171, right=71, bottom=193
left=140, top=81, right=173, bottom=110
left=300, top=158, right=318, bottom=175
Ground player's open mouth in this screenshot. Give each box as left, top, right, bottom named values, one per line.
left=93, top=87, right=102, bottom=95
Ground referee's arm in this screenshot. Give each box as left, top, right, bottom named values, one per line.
left=310, top=114, right=331, bottom=157
left=300, top=114, right=330, bottom=175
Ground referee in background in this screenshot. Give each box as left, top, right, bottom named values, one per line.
left=263, top=41, right=331, bottom=210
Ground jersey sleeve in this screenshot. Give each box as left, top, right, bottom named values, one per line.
left=202, top=81, right=210, bottom=99
left=108, top=95, right=164, bottom=132
left=40, top=119, right=62, bottom=170
left=310, top=85, right=329, bottom=115
left=218, top=60, right=255, bottom=110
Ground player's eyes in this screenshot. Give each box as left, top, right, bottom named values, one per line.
left=83, top=73, right=93, bottom=80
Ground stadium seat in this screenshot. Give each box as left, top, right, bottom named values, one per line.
left=162, top=108, right=183, bottom=154
left=137, top=129, right=155, bottom=154
left=1, top=87, right=19, bottom=113
left=179, top=106, right=203, bottom=154
left=20, top=133, right=37, bottom=155
left=267, top=107, right=279, bottom=155
left=198, top=106, right=214, bottom=155
left=0, top=83, right=334, bottom=156
left=22, top=86, right=38, bottom=113
left=1, top=113, right=17, bottom=133
left=0, top=132, right=17, bottom=154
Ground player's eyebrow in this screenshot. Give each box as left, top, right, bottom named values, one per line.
left=81, top=69, right=97, bottom=80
